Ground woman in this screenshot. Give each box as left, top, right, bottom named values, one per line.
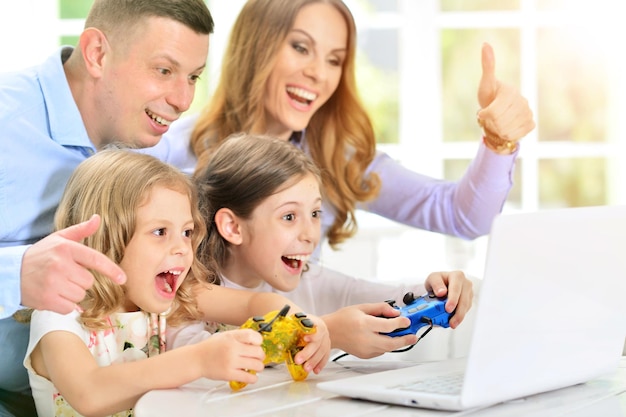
left=189, top=0, right=535, bottom=261
left=166, top=0, right=495, bottom=359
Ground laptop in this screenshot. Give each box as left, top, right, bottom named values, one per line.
left=318, top=205, right=626, bottom=411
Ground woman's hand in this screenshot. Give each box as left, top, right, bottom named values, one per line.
left=477, top=42, right=535, bottom=151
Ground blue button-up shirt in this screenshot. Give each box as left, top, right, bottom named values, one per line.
left=0, top=47, right=96, bottom=317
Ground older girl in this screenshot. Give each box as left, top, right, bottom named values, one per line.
left=195, top=134, right=473, bottom=359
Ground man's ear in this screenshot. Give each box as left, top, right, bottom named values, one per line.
left=214, top=208, right=243, bottom=246
left=78, top=27, right=109, bottom=79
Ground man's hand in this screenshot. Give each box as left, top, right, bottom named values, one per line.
left=20, top=214, right=126, bottom=313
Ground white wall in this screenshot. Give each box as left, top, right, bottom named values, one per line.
left=0, top=1, right=59, bottom=72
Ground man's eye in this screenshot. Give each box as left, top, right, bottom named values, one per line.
left=158, top=68, right=171, bottom=76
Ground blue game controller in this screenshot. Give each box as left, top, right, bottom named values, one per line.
left=382, top=292, right=454, bottom=337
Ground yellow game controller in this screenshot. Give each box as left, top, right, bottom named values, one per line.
left=229, top=305, right=316, bottom=391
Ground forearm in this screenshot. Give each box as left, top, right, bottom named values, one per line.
left=300, top=264, right=427, bottom=315
left=362, top=146, right=515, bottom=239
left=246, top=291, right=302, bottom=318
left=321, top=310, right=347, bottom=351
left=195, top=284, right=302, bottom=326
left=66, top=344, right=204, bottom=416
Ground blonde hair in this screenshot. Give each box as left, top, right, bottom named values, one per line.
left=55, top=149, right=212, bottom=330
left=191, top=0, right=380, bottom=249
left=194, top=133, right=321, bottom=276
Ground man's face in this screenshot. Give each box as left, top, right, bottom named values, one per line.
left=94, top=17, right=209, bottom=149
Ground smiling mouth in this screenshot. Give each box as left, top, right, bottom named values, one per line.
left=157, top=270, right=181, bottom=293
left=281, top=254, right=311, bottom=270
left=286, top=87, right=317, bottom=105
left=146, top=109, right=172, bottom=127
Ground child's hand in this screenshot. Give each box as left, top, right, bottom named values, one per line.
left=196, top=328, right=265, bottom=384
left=424, top=270, right=474, bottom=328
left=323, top=303, right=419, bottom=359
left=293, top=314, right=330, bottom=375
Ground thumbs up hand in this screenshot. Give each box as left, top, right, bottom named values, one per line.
left=476, top=43, right=535, bottom=151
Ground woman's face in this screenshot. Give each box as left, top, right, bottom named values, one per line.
left=264, top=2, right=348, bottom=139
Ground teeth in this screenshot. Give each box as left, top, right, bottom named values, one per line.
left=286, top=87, right=317, bottom=101
left=283, top=255, right=310, bottom=263
left=159, top=270, right=179, bottom=293
left=146, top=110, right=172, bottom=126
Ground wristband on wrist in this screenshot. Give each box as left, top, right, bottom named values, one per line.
left=477, top=116, right=517, bottom=154
left=482, top=129, right=517, bottom=154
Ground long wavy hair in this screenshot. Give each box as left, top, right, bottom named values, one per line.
left=55, top=149, right=213, bottom=330
left=194, top=133, right=322, bottom=281
left=191, top=0, right=380, bottom=249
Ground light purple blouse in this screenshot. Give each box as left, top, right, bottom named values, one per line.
left=145, top=114, right=517, bottom=260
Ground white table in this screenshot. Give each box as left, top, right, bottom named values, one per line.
left=135, top=357, right=626, bottom=416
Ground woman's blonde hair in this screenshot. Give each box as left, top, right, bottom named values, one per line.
left=55, top=149, right=212, bottom=330
left=194, top=133, right=321, bottom=278
left=191, top=0, right=380, bottom=249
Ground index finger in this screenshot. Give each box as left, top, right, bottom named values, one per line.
left=70, top=241, right=126, bottom=284
left=56, top=215, right=126, bottom=284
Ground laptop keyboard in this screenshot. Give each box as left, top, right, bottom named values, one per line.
left=396, top=372, right=464, bottom=395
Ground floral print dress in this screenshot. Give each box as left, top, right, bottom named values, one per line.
left=25, top=309, right=166, bottom=417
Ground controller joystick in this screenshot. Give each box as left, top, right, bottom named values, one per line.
left=403, top=291, right=418, bottom=305
left=229, top=305, right=316, bottom=391
left=383, top=292, right=454, bottom=337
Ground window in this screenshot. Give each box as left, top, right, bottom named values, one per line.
left=3, top=0, right=624, bottom=281
left=318, top=0, right=626, bottom=280
left=0, top=0, right=212, bottom=113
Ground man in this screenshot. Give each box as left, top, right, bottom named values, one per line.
left=0, top=1, right=213, bottom=415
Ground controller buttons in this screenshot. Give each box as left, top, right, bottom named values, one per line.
left=230, top=305, right=317, bottom=391
left=300, top=318, right=314, bottom=328
left=384, top=299, right=397, bottom=307
left=408, top=304, right=428, bottom=314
